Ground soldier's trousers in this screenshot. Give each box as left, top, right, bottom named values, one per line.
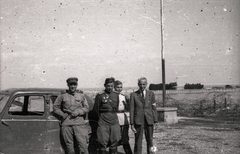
left=61, top=125, right=89, bottom=154
left=97, top=122, right=121, bottom=149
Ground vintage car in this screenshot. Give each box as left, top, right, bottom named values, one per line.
left=0, top=88, right=99, bottom=154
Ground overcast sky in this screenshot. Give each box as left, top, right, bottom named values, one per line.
left=0, top=0, right=239, bottom=90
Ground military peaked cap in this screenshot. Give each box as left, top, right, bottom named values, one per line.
left=104, top=77, right=115, bottom=85
left=66, top=77, right=78, bottom=84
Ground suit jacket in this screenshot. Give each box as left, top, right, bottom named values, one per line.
left=130, top=90, right=158, bottom=125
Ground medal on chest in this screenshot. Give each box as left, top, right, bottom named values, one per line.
left=102, top=94, right=110, bottom=103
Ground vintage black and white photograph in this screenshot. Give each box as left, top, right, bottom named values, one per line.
left=0, top=0, right=240, bottom=154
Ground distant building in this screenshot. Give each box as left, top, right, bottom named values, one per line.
left=149, top=82, right=177, bottom=90
left=184, top=83, right=204, bottom=89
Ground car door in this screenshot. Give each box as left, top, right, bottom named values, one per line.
left=44, top=93, right=96, bottom=154
left=0, top=94, right=48, bottom=154
left=44, top=95, right=66, bottom=154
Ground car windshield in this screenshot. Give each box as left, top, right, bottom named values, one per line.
left=0, top=94, right=9, bottom=113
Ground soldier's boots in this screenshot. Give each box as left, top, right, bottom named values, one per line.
left=109, top=147, right=117, bottom=154
left=80, top=152, right=89, bottom=154
left=123, top=144, right=133, bottom=154
left=99, top=148, right=107, bottom=154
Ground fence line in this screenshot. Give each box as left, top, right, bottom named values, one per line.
left=84, top=88, right=240, bottom=96
left=152, top=88, right=239, bottom=94
left=154, top=90, right=240, bottom=120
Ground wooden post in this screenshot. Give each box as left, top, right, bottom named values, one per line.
left=156, top=0, right=178, bottom=124
left=160, top=0, right=165, bottom=107
left=225, top=97, right=227, bottom=109
left=200, top=101, right=203, bottom=115
left=162, top=59, right=166, bottom=107
left=213, top=99, right=216, bottom=113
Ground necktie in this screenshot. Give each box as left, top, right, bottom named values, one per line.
left=141, top=91, right=144, bottom=99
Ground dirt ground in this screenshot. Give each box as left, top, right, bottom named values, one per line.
left=117, top=117, right=240, bottom=154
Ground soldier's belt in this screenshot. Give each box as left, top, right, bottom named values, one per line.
left=99, top=110, right=116, bottom=113
left=117, top=110, right=126, bottom=113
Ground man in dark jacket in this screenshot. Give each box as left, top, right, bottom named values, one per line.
left=130, top=77, right=158, bottom=154
left=53, top=77, right=89, bottom=154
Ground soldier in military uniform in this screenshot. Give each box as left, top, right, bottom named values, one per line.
left=114, top=80, right=133, bottom=154
left=93, top=77, right=121, bottom=154
left=53, top=77, right=89, bottom=154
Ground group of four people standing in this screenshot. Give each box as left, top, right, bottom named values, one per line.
left=53, top=77, right=158, bottom=154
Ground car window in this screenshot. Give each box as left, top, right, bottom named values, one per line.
left=0, top=94, right=9, bottom=113
left=9, top=95, right=45, bottom=116
left=28, top=96, right=44, bottom=112
left=9, top=96, right=24, bottom=112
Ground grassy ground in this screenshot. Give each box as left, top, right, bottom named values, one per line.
left=117, top=117, right=240, bottom=154
left=86, top=90, right=240, bottom=153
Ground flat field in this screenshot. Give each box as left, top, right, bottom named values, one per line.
left=118, top=117, right=240, bottom=154
left=85, top=89, right=240, bottom=154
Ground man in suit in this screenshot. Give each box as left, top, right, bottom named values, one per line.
left=130, top=77, right=158, bottom=154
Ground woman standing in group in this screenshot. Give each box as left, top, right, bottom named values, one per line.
left=114, top=80, right=133, bottom=154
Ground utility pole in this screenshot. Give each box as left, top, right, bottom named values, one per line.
left=160, top=0, right=166, bottom=107
left=158, top=0, right=178, bottom=125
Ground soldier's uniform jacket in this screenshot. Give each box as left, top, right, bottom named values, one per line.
left=53, top=90, right=89, bottom=126
left=93, top=90, right=119, bottom=125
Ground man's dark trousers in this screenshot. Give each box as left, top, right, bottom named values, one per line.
left=134, top=118, right=153, bottom=154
